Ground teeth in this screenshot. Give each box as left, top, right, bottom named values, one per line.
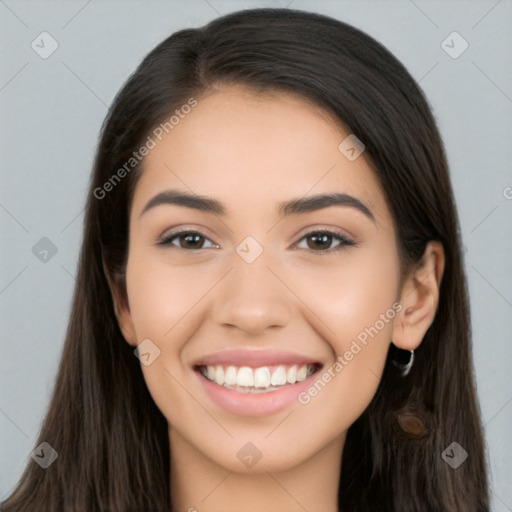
left=286, top=365, right=297, bottom=384
left=270, top=365, right=287, bottom=386
left=224, top=365, right=237, bottom=386
left=296, top=365, right=308, bottom=382
left=202, top=363, right=317, bottom=391
left=206, top=366, right=216, bottom=381
left=254, top=367, right=271, bottom=388
left=236, top=367, right=254, bottom=387
left=214, top=365, right=224, bottom=386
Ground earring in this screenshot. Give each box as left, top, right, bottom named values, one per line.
left=391, top=346, right=415, bottom=377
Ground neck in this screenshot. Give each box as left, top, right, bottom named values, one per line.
left=169, top=426, right=344, bottom=512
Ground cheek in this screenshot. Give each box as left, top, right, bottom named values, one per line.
left=290, top=246, right=399, bottom=415
left=125, top=255, right=207, bottom=340
left=124, top=257, right=212, bottom=426
left=291, top=245, right=399, bottom=348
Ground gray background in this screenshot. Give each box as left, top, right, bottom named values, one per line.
left=1, top=0, right=511, bottom=509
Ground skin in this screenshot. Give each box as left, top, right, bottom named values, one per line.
left=109, top=84, right=444, bottom=512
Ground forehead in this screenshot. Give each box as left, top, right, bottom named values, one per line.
left=131, top=84, right=390, bottom=224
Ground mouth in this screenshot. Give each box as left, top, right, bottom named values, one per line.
left=194, top=362, right=322, bottom=393
left=191, top=348, right=325, bottom=416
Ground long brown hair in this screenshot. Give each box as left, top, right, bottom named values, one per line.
left=2, top=8, right=489, bottom=511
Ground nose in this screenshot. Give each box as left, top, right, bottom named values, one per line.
left=212, top=254, right=292, bottom=336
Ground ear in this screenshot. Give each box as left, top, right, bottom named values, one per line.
left=392, top=241, right=445, bottom=351
left=102, top=257, right=138, bottom=347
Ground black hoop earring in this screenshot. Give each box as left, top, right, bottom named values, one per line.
left=391, top=345, right=415, bottom=377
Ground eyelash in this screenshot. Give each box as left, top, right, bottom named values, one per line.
left=156, top=229, right=356, bottom=254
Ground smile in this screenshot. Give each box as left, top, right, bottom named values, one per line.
left=198, top=363, right=319, bottom=393
left=192, top=348, right=324, bottom=416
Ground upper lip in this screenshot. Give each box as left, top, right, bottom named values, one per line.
left=193, top=348, right=322, bottom=368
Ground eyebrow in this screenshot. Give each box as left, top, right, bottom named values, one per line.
left=138, top=189, right=375, bottom=222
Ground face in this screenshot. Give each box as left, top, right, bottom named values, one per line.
left=116, top=84, right=404, bottom=473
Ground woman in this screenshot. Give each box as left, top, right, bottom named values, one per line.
left=1, top=8, right=489, bottom=511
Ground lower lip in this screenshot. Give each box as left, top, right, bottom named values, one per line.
left=196, top=369, right=320, bottom=417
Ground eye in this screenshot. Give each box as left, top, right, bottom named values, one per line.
left=157, top=230, right=217, bottom=250
left=156, top=228, right=356, bottom=253
left=295, top=230, right=356, bottom=254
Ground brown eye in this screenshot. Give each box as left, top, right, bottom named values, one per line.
left=296, top=230, right=355, bottom=253
left=158, top=230, right=216, bottom=250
